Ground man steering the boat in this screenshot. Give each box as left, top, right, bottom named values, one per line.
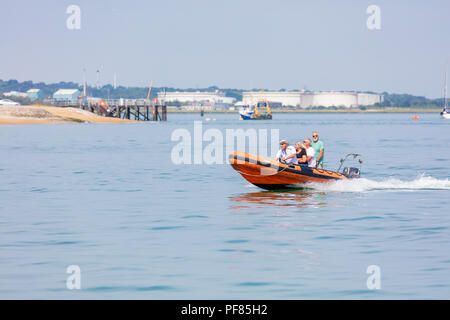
left=275, top=140, right=297, bottom=164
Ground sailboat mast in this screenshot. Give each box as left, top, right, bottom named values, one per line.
left=82, top=68, right=86, bottom=98
left=445, top=64, right=448, bottom=110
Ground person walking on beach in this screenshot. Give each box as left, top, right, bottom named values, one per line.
left=312, top=131, right=324, bottom=169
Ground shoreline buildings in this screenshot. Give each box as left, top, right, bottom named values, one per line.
left=158, top=90, right=383, bottom=110
left=2, top=86, right=384, bottom=109
left=157, top=91, right=236, bottom=110
left=53, top=89, right=81, bottom=102
left=3, top=89, right=43, bottom=101
left=3, top=91, right=28, bottom=99
left=26, top=89, right=43, bottom=100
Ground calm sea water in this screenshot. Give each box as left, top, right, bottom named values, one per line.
left=0, top=113, right=449, bottom=299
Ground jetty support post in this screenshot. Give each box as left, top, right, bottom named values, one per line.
left=162, top=105, right=167, bottom=121
left=153, top=105, right=159, bottom=121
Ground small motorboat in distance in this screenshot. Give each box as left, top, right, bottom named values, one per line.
left=229, top=151, right=363, bottom=190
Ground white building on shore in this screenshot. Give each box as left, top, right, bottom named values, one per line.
left=242, top=91, right=383, bottom=108
left=2, top=91, right=28, bottom=98
left=158, top=91, right=236, bottom=105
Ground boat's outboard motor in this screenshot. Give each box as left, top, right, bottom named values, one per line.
left=338, top=154, right=363, bottom=179
left=342, top=167, right=360, bottom=178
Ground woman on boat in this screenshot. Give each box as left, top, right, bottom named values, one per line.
left=295, top=142, right=308, bottom=166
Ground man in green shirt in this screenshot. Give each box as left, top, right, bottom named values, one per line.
left=312, top=131, right=324, bottom=169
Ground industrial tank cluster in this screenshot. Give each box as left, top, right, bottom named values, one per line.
left=242, top=91, right=383, bottom=108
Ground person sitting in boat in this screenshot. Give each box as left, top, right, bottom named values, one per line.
left=303, top=138, right=317, bottom=167
left=295, top=142, right=308, bottom=166
left=275, top=140, right=297, bottom=164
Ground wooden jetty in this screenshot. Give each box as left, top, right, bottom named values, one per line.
left=49, top=99, right=167, bottom=121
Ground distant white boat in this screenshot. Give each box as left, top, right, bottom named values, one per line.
left=442, top=110, right=450, bottom=119
left=441, top=64, right=450, bottom=119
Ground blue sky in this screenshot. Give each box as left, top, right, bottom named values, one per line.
left=1, top=0, right=449, bottom=98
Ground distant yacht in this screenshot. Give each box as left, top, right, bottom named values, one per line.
left=441, top=65, right=450, bottom=119
left=442, top=108, right=450, bottom=119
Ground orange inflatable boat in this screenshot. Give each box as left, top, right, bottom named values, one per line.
left=229, top=151, right=362, bottom=190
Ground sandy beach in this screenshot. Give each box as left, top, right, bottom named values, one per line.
left=0, top=105, right=137, bottom=124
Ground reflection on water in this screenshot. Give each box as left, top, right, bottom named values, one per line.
left=229, top=190, right=329, bottom=211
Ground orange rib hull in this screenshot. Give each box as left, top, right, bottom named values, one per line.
left=229, top=151, right=347, bottom=190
